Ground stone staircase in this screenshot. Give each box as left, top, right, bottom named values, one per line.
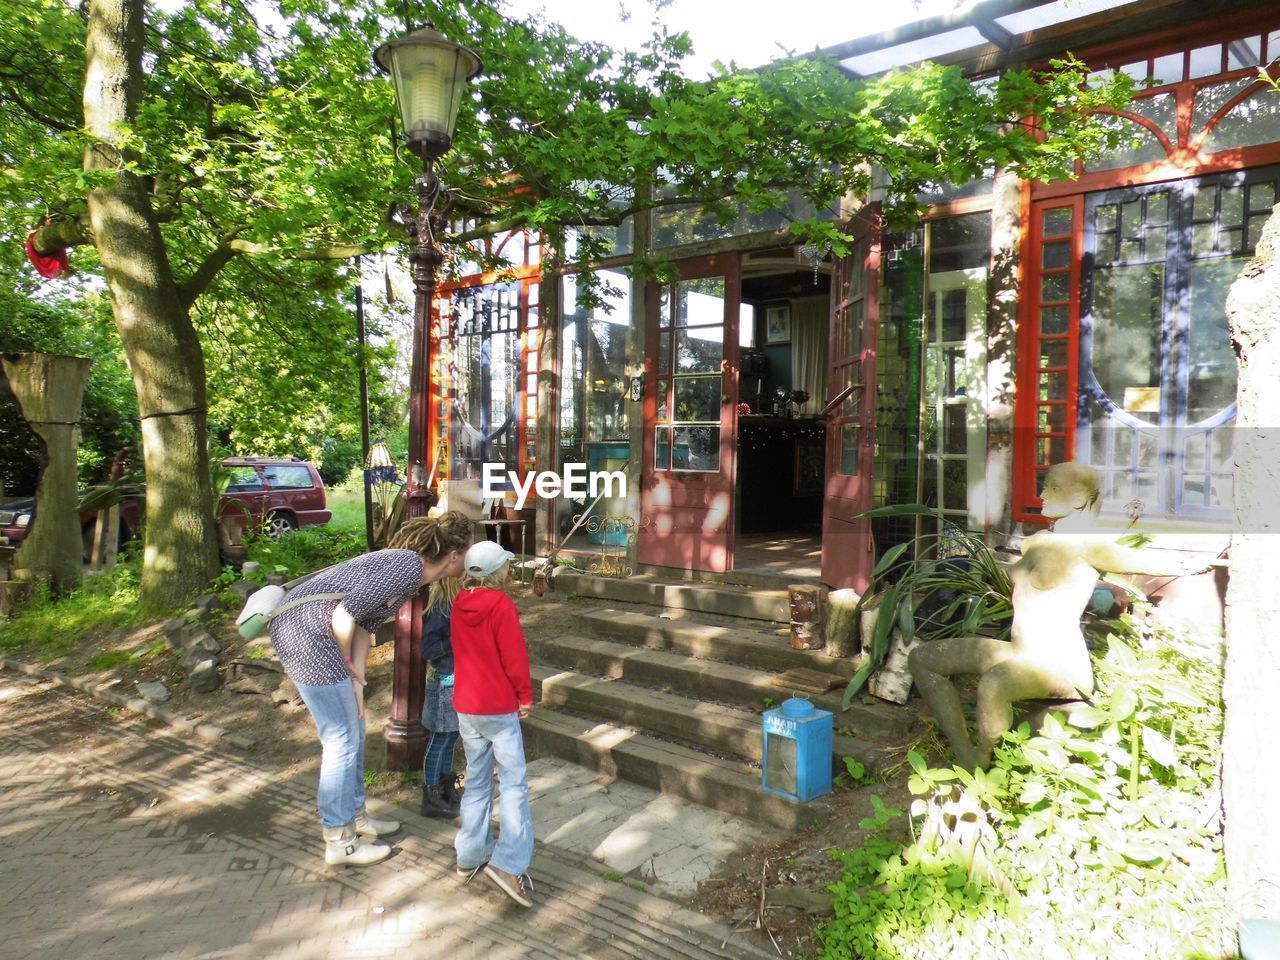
left=520, top=568, right=917, bottom=831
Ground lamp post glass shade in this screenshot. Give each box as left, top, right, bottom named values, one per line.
left=375, top=26, right=481, bottom=155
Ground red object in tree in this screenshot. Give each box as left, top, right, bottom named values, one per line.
left=25, top=231, right=70, bottom=279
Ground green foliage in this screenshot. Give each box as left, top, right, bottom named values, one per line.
left=316, top=437, right=365, bottom=488
left=0, top=554, right=154, bottom=659
left=818, top=623, right=1231, bottom=960
left=242, top=524, right=367, bottom=582
left=844, top=506, right=1013, bottom=706
left=0, top=290, right=138, bottom=491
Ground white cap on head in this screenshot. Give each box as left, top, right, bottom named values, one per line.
left=465, top=539, right=515, bottom=578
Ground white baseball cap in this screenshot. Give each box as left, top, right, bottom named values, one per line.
left=465, top=540, right=515, bottom=577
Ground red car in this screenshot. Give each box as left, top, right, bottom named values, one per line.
left=0, top=457, right=331, bottom=559
left=218, top=456, right=332, bottom=538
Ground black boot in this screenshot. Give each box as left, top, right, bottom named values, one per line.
left=420, top=785, right=456, bottom=819
left=438, top=774, right=462, bottom=817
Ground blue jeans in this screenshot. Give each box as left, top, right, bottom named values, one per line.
left=295, top=680, right=366, bottom=828
left=455, top=712, right=533, bottom=876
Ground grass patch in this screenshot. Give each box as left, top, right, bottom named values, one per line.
left=0, top=555, right=150, bottom=661
left=84, top=649, right=136, bottom=672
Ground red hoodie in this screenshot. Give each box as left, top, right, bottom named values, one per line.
left=450, top=587, right=532, bottom=715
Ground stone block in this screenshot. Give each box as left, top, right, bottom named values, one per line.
left=135, top=680, right=171, bottom=703
left=228, top=580, right=257, bottom=602
left=226, top=675, right=271, bottom=696
left=191, top=593, right=226, bottom=615
left=0, top=581, right=34, bottom=617
left=190, top=659, right=222, bottom=694
left=273, top=677, right=301, bottom=705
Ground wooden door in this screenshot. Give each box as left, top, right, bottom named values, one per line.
left=637, top=255, right=740, bottom=573
left=822, top=206, right=881, bottom=591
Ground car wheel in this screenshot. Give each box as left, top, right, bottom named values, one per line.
left=265, top=512, right=297, bottom=540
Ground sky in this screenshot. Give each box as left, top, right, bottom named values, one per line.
left=500, top=0, right=962, bottom=75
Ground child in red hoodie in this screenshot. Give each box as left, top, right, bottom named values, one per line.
left=451, top=539, right=536, bottom=907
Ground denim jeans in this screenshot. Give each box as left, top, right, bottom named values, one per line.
left=295, top=680, right=366, bottom=828
left=455, top=712, right=533, bottom=876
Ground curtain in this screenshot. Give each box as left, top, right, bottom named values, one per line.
left=790, top=295, right=828, bottom=415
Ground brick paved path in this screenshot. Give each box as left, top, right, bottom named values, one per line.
left=0, top=675, right=777, bottom=960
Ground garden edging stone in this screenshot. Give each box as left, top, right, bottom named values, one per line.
left=0, top=655, right=255, bottom=750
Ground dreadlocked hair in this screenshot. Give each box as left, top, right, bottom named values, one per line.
left=388, top=511, right=472, bottom=562
left=425, top=576, right=463, bottom=614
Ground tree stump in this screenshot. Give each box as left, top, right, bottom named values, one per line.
left=2, top=353, right=92, bottom=593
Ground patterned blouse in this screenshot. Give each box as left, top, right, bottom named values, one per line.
left=270, top=549, right=424, bottom=686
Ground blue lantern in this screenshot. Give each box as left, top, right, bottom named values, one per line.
left=762, top=696, right=833, bottom=802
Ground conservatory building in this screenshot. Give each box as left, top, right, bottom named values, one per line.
left=425, top=0, right=1277, bottom=601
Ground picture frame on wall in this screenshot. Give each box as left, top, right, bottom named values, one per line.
left=765, top=304, right=791, bottom=344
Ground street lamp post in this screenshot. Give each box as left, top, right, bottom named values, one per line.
left=374, top=23, right=481, bottom=770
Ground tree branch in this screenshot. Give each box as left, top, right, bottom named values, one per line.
left=31, top=216, right=93, bottom=254
left=177, top=237, right=373, bottom=309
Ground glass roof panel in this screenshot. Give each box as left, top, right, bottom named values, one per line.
left=994, top=0, right=1137, bottom=36
left=840, top=26, right=987, bottom=75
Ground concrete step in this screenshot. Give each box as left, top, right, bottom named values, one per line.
left=530, top=634, right=912, bottom=744
left=532, top=663, right=890, bottom=773
left=521, top=706, right=838, bottom=831
left=554, top=568, right=797, bottom=622
left=578, top=607, right=858, bottom=679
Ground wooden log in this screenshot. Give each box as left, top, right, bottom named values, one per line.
left=825, top=588, right=860, bottom=658
left=789, top=584, right=825, bottom=651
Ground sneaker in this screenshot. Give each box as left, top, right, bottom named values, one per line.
left=456, top=862, right=486, bottom=883
left=484, top=864, right=534, bottom=907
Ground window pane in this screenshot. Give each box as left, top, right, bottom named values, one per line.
left=1041, top=306, right=1070, bottom=335
left=262, top=465, right=314, bottom=489
left=1038, top=404, right=1067, bottom=434
left=1040, top=340, right=1069, bottom=369
left=1042, top=273, right=1070, bottom=302
left=940, top=288, right=967, bottom=341
left=1186, top=257, right=1245, bottom=421
left=658, top=332, right=671, bottom=374
left=654, top=425, right=671, bottom=470
left=673, top=375, right=721, bottom=422
left=655, top=379, right=670, bottom=420
left=1227, top=36, right=1261, bottom=69
left=1189, top=44, right=1222, bottom=79
left=677, top=278, right=725, bottom=327
left=1043, top=207, right=1073, bottom=236
left=1042, top=241, right=1071, bottom=270
left=943, top=405, right=967, bottom=455
left=672, top=426, right=719, bottom=472
left=676, top=326, right=724, bottom=372
left=1152, top=52, right=1183, bottom=84
left=224, top=466, right=264, bottom=492
left=1091, top=263, right=1164, bottom=424
left=840, top=423, right=859, bottom=476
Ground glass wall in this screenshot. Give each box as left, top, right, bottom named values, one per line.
left=873, top=212, right=992, bottom=552
left=557, top=270, right=632, bottom=542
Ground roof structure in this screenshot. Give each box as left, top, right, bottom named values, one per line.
left=820, top=0, right=1278, bottom=77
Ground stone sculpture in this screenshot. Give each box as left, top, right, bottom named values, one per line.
left=907, top=461, right=1201, bottom=769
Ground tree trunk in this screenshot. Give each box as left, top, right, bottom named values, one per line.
left=2, top=353, right=92, bottom=593
left=1223, top=202, right=1280, bottom=920
left=84, top=0, right=219, bottom=612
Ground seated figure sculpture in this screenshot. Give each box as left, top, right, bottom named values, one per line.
left=907, top=461, right=1201, bottom=769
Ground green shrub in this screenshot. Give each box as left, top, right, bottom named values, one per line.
left=243, top=524, right=366, bottom=581
left=818, top=617, right=1231, bottom=960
